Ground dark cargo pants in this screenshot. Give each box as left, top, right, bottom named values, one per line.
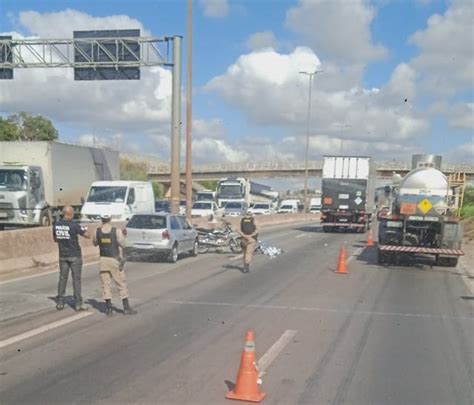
left=57, top=257, right=83, bottom=306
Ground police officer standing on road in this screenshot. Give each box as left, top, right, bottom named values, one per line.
left=93, top=214, right=137, bottom=316
left=240, top=211, right=258, bottom=273
left=53, top=206, right=90, bottom=311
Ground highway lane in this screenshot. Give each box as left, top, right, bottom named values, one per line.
left=0, top=223, right=473, bottom=404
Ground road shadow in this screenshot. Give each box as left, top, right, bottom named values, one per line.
left=292, top=225, right=323, bottom=233
left=222, top=264, right=245, bottom=273
left=225, top=380, right=235, bottom=391
left=48, top=295, right=76, bottom=310
left=85, top=298, right=125, bottom=315
left=461, top=296, right=474, bottom=301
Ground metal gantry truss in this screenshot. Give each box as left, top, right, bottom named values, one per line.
left=0, top=36, right=174, bottom=69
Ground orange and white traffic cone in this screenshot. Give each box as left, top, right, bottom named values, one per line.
left=335, top=245, right=348, bottom=275
left=226, top=330, right=266, bottom=402
left=367, top=228, right=375, bottom=247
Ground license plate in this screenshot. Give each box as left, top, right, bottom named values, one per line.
left=0, top=212, right=8, bottom=218
left=387, top=221, right=402, bottom=228
left=134, top=244, right=154, bottom=249
left=339, top=218, right=348, bottom=222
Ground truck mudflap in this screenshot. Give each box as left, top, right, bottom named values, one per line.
left=378, top=245, right=464, bottom=256
left=321, top=222, right=365, bottom=228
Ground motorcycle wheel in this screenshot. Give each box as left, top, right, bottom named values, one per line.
left=230, top=238, right=243, bottom=253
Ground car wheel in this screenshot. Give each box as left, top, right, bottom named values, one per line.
left=168, top=244, right=179, bottom=263
left=191, top=239, right=199, bottom=256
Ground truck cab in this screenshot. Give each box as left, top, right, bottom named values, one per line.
left=0, top=165, right=50, bottom=228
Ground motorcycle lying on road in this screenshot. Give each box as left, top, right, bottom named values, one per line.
left=195, top=221, right=242, bottom=254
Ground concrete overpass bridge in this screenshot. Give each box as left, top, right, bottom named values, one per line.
left=148, top=160, right=474, bottom=182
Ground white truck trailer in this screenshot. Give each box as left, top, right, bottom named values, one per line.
left=0, top=141, right=119, bottom=228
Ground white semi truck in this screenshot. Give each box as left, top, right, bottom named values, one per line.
left=216, top=177, right=251, bottom=208
left=0, top=141, right=119, bottom=228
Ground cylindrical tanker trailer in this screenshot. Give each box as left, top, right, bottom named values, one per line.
left=377, top=154, right=464, bottom=267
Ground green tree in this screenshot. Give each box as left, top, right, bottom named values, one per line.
left=0, top=117, right=19, bottom=141
left=199, top=180, right=218, bottom=191
left=120, top=157, right=163, bottom=199
left=0, top=112, right=58, bottom=141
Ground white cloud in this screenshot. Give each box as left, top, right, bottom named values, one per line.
left=206, top=47, right=429, bottom=151
left=444, top=142, right=474, bottom=164
left=448, top=103, right=474, bottom=130
left=285, top=0, right=388, bottom=64
left=200, top=0, right=230, bottom=18
left=246, top=31, right=278, bottom=51
left=193, top=138, right=249, bottom=163
left=19, top=9, right=149, bottom=37
left=193, top=118, right=226, bottom=139
left=409, top=0, right=474, bottom=94
left=0, top=11, right=172, bottom=136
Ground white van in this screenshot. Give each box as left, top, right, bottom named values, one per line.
left=277, top=199, right=299, bottom=214
left=81, top=181, right=154, bottom=222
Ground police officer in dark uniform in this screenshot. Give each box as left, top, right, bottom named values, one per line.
left=53, top=206, right=90, bottom=311
left=239, top=211, right=258, bottom=273
left=93, top=214, right=136, bottom=316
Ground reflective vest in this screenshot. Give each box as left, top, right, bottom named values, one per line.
left=241, top=216, right=256, bottom=235
left=96, top=227, right=120, bottom=258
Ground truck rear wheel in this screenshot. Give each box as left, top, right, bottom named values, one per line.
left=39, top=210, right=51, bottom=227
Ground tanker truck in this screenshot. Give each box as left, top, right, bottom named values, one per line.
left=377, top=154, right=464, bottom=267
left=0, top=141, right=119, bottom=228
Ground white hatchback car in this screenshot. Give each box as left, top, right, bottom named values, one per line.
left=123, top=214, right=198, bottom=263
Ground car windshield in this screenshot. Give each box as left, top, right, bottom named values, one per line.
left=193, top=202, right=212, bottom=210
left=87, top=186, right=127, bottom=203
left=254, top=204, right=270, bottom=209
left=225, top=202, right=242, bottom=209
left=218, top=184, right=242, bottom=196
left=155, top=201, right=170, bottom=211
left=0, top=169, right=28, bottom=191
left=280, top=205, right=292, bottom=209
left=127, top=215, right=166, bottom=229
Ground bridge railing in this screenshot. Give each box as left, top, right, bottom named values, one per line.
left=148, top=160, right=473, bottom=174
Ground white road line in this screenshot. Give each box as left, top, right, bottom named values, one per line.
left=295, top=234, right=306, bottom=239
left=164, top=300, right=474, bottom=321
left=257, top=329, right=297, bottom=376
left=347, top=247, right=364, bottom=265
left=0, top=311, right=93, bottom=350
left=0, top=260, right=100, bottom=286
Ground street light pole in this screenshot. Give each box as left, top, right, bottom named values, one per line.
left=299, top=70, right=322, bottom=214
left=185, top=0, right=193, bottom=220
left=339, top=123, right=350, bottom=155
left=170, top=36, right=182, bottom=215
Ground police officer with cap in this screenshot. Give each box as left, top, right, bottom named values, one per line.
left=93, top=214, right=137, bottom=316
left=239, top=210, right=258, bottom=273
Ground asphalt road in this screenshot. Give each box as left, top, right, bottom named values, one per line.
left=0, top=222, right=473, bottom=404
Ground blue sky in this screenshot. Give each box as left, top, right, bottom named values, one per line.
left=0, top=0, right=472, bottom=174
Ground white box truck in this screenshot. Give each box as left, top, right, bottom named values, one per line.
left=0, top=141, right=119, bottom=228
left=321, top=156, right=375, bottom=232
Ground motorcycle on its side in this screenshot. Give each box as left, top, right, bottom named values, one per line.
left=195, top=221, right=242, bottom=254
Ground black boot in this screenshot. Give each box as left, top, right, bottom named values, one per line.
left=105, top=299, right=113, bottom=316
left=123, top=298, right=137, bottom=315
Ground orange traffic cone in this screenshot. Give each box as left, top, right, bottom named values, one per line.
left=335, top=245, right=348, bottom=275
left=367, top=229, right=375, bottom=247
left=226, top=330, right=266, bottom=402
